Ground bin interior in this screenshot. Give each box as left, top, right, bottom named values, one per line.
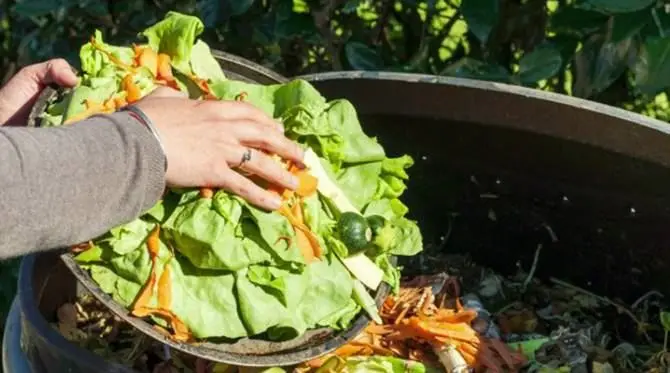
left=303, top=73, right=670, bottom=305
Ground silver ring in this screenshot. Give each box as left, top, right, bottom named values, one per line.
left=238, top=148, right=252, bottom=168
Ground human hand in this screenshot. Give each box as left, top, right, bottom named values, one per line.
left=0, top=59, right=79, bottom=126
left=133, top=87, right=305, bottom=211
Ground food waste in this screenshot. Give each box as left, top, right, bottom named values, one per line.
left=45, top=11, right=423, bottom=346
left=56, top=252, right=670, bottom=372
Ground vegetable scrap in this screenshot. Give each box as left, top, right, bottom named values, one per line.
left=44, top=11, right=423, bottom=344
left=40, top=8, right=670, bottom=373
left=57, top=251, right=670, bottom=372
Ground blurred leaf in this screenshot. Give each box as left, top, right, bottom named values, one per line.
left=197, top=0, right=222, bottom=28
left=441, top=58, right=511, bottom=82
left=640, top=8, right=670, bottom=39
left=550, top=35, right=580, bottom=62
left=400, top=39, right=431, bottom=72
left=584, top=0, right=655, bottom=14
left=82, top=1, right=111, bottom=19
left=228, top=0, right=255, bottom=16
left=611, top=10, right=650, bottom=43
left=342, top=0, right=360, bottom=14
left=12, top=0, right=71, bottom=18
left=274, top=1, right=318, bottom=41
left=344, top=41, right=383, bottom=70
left=574, top=34, right=636, bottom=98
left=661, top=311, right=670, bottom=331
left=633, top=36, right=670, bottom=95
left=518, top=44, right=563, bottom=84
left=550, top=6, right=608, bottom=37
left=461, top=0, right=500, bottom=44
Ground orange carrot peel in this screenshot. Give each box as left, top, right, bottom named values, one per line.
left=130, top=226, right=192, bottom=342
left=65, top=38, right=181, bottom=124
left=303, top=284, right=527, bottom=373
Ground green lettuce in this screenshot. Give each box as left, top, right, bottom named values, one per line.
left=43, top=12, right=226, bottom=126
left=343, top=356, right=438, bottom=373
left=312, top=356, right=439, bottom=373
left=140, top=11, right=204, bottom=73
left=51, top=12, right=423, bottom=343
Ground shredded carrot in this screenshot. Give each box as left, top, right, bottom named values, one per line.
left=190, top=74, right=216, bottom=99
left=156, top=53, right=175, bottom=82
left=103, top=98, right=116, bottom=111
left=122, top=74, right=142, bottom=103
left=200, top=188, right=214, bottom=199
left=90, top=36, right=134, bottom=72
left=157, top=257, right=173, bottom=309
left=113, top=96, right=127, bottom=109
left=457, top=343, right=478, bottom=366
left=130, top=226, right=192, bottom=342
left=137, top=47, right=159, bottom=77
left=278, top=204, right=323, bottom=261
left=291, top=203, right=316, bottom=263
left=301, top=283, right=527, bottom=373
left=131, top=226, right=161, bottom=310
left=293, top=169, right=318, bottom=197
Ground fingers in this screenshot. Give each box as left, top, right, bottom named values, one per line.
left=217, top=168, right=283, bottom=211
left=232, top=148, right=299, bottom=191
left=230, top=121, right=305, bottom=164
left=213, top=100, right=283, bottom=132
left=0, top=58, right=79, bottom=125
left=18, top=58, right=79, bottom=88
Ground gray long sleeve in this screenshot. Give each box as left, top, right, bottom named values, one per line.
left=0, top=111, right=166, bottom=259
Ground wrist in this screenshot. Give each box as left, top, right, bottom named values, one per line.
left=121, top=105, right=168, bottom=172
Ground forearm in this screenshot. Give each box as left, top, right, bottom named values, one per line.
left=0, top=112, right=166, bottom=259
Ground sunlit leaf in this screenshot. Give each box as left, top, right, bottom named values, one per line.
left=344, top=41, right=383, bottom=70
left=518, top=44, right=563, bottom=84
left=461, top=0, right=500, bottom=44
left=228, top=0, right=254, bottom=16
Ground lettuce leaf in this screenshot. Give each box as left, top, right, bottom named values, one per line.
left=342, top=356, right=439, bottom=373
left=140, top=11, right=204, bottom=73
left=79, top=30, right=134, bottom=78
left=190, top=40, right=226, bottom=82
left=59, top=11, right=424, bottom=343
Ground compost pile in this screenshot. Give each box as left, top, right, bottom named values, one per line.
left=56, top=252, right=670, bottom=373
left=46, top=11, right=422, bottom=345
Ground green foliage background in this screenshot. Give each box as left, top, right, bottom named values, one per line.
left=2, top=0, right=670, bottom=347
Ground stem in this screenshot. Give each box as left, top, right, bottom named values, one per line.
left=652, top=7, right=666, bottom=38
left=664, top=331, right=667, bottom=352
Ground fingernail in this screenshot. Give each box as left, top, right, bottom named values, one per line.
left=269, top=195, right=282, bottom=209
left=289, top=175, right=300, bottom=190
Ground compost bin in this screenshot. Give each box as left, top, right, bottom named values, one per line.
left=6, top=57, right=670, bottom=372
